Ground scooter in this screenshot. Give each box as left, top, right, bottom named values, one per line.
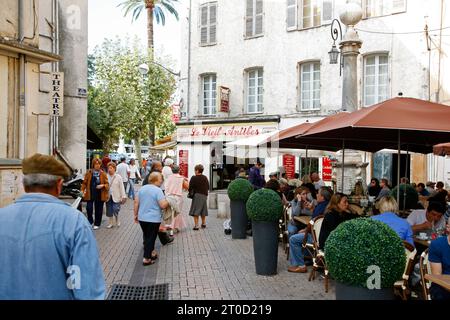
left=61, top=169, right=83, bottom=199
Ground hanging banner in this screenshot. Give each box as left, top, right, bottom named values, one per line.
left=282, top=154, right=296, bottom=179
left=179, top=150, right=189, bottom=178
left=50, top=72, right=64, bottom=116
left=218, top=86, right=230, bottom=113
left=322, top=157, right=332, bottom=181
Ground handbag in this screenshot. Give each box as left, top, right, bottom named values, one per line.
left=187, top=189, right=195, bottom=199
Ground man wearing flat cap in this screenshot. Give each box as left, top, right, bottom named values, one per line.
left=0, top=153, right=105, bottom=300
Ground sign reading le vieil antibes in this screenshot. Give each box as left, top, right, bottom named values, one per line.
left=50, top=72, right=64, bottom=117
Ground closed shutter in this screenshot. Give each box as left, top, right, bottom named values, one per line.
left=391, top=0, right=406, bottom=14
left=246, top=0, right=254, bottom=37
left=200, top=5, right=208, bottom=45
left=287, top=0, right=298, bottom=30
left=322, top=0, right=333, bottom=24
left=209, top=4, right=217, bottom=43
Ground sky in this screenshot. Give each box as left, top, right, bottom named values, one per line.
left=88, top=0, right=184, bottom=70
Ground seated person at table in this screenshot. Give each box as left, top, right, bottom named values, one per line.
left=375, top=178, right=391, bottom=202
left=407, top=201, right=446, bottom=235
left=287, top=187, right=316, bottom=236
left=287, top=187, right=333, bottom=273
left=416, top=183, right=430, bottom=197
left=319, top=193, right=357, bottom=250
left=371, top=196, right=414, bottom=247
left=428, top=217, right=450, bottom=300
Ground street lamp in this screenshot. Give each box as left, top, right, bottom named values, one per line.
left=138, top=62, right=180, bottom=77
left=328, top=19, right=343, bottom=75
left=138, top=63, right=149, bottom=76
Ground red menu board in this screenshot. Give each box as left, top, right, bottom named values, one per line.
left=179, top=150, right=189, bottom=178
left=322, top=157, right=332, bottom=181
left=282, top=154, right=296, bottom=179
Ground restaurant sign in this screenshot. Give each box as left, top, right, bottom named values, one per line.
left=282, top=154, right=296, bottom=179
left=218, top=86, right=230, bottom=113
left=322, top=157, right=332, bottom=181
left=179, top=150, right=189, bottom=178
left=177, top=123, right=278, bottom=142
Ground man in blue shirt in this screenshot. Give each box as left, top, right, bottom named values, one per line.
left=0, top=153, right=105, bottom=299
left=428, top=216, right=450, bottom=300
left=248, top=161, right=265, bottom=190
left=371, top=196, right=414, bottom=247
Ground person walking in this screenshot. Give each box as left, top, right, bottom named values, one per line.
left=134, top=172, right=169, bottom=266
left=248, top=160, right=265, bottom=190
left=81, top=158, right=109, bottom=230
left=188, top=164, right=210, bottom=230
left=106, top=162, right=127, bottom=228
left=0, top=153, right=105, bottom=299
left=165, top=165, right=189, bottom=233
left=116, top=157, right=130, bottom=192
left=128, top=158, right=141, bottom=200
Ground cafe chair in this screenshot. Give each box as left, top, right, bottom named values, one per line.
left=279, top=204, right=291, bottom=258
left=393, top=241, right=417, bottom=300
left=306, top=215, right=329, bottom=293
left=419, top=249, right=432, bottom=300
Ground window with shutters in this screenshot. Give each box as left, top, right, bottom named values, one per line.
left=245, top=0, right=264, bottom=38
left=363, top=54, right=389, bottom=107
left=300, top=0, right=321, bottom=29
left=246, top=68, right=263, bottom=113
left=290, top=1, right=333, bottom=30
left=201, top=74, right=217, bottom=115
left=287, top=0, right=298, bottom=30
left=362, top=0, right=406, bottom=18
left=199, top=2, right=217, bottom=46
left=299, top=62, right=320, bottom=111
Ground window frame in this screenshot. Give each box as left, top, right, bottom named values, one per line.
left=200, top=73, right=217, bottom=116
left=245, top=68, right=264, bottom=114
left=199, top=2, right=218, bottom=47
left=299, top=61, right=321, bottom=112
left=360, top=0, right=407, bottom=19
left=362, top=52, right=390, bottom=107
left=287, top=0, right=298, bottom=31
left=245, top=0, right=264, bottom=39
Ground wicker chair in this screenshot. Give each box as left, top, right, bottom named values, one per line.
left=393, top=241, right=417, bottom=300
left=306, top=215, right=328, bottom=292
left=279, top=204, right=291, bottom=258
left=419, top=249, right=432, bottom=300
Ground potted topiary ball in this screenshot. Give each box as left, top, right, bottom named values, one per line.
left=325, top=218, right=406, bottom=300
left=390, top=184, right=419, bottom=210
left=227, top=178, right=254, bottom=239
left=246, top=188, right=283, bottom=275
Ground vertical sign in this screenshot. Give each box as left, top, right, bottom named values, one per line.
left=50, top=72, right=64, bottom=116
left=218, top=86, right=230, bottom=113
left=282, top=154, right=296, bottom=179
left=172, top=104, right=180, bottom=123
left=322, top=157, right=332, bottom=181
left=179, top=150, right=189, bottom=178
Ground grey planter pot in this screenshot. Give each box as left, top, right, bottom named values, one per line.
left=252, top=220, right=279, bottom=276
left=230, top=200, right=248, bottom=239
left=335, top=281, right=395, bottom=300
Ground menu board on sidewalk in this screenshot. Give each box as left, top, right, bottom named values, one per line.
left=179, top=150, right=189, bottom=178
left=282, top=154, right=296, bottom=179
left=322, top=157, right=332, bottom=181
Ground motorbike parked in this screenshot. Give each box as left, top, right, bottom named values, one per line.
left=61, top=169, right=83, bottom=199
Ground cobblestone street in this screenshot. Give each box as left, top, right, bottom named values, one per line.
left=90, top=190, right=335, bottom=300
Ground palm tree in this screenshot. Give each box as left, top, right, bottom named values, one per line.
left=118, top=0, right=179, bottom=60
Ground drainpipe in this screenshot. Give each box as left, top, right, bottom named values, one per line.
left=436, top=0, right=444, bottom=103
left=186, top=0, right=192, bottom=119
left=18, top=0, right=27, bottom=158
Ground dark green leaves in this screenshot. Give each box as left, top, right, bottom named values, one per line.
left=227, top=179, right=254, bottom=202
left=246, top=189, right=283, bottom=222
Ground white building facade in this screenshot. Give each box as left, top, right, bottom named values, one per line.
left=177, top=0, right=450, bottom=189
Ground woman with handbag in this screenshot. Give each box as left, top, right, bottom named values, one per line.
left=165, top=165, right=189, bottom=233
left=106, top=162, right=127, bottom=228
left=81, top=158, right=109, bottom=230
left=188, top=164, right=209, bottom=230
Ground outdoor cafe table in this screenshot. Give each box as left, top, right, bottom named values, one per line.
left=293, top=216, right=311, bottom=226
left=414, top=237, right=431, bottom=248
left=425, top=274, right=450, bottom=292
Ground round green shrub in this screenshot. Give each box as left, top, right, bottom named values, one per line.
left=246, top=188, right=283, bottom=222
left=227, top=178, right=254, bottom=202
left=325, top=218, right=405, bottom=289
left=390, top=184, right=419, bottom=210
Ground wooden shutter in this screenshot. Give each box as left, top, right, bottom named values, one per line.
left=391, top=0, right=406, bottom=14
left=287, top=0, right=298, bottom=30
left=255, top=0, right=264, bottom=35
left=322, top=0, right=333, bottom=24
left=200, top=5, right=208, bottom=45
left=209, top=4, right=217, bottom=43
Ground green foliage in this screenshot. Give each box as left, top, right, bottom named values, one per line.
left=246, top=189, right=283, bottom=222
left=227, top=179, right=254, bottom=202
left=325, top=218, right=406, bottom=289
left=87, top=37, right=176, bottom=156
left=118, top=0, right=180, bottom=25
left=390, top=184, right=419, bottom=210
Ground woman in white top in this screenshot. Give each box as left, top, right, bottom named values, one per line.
left=106, top=162, right=127, bottom=228
left=128, top=158, right=141, bottom=200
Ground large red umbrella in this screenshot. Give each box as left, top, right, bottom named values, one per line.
left=433, top=143, right=450, bottom=156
